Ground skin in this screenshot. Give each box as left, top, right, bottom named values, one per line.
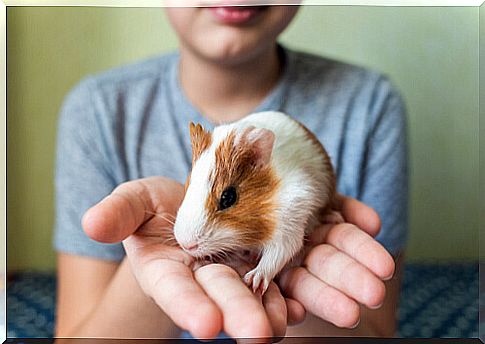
left=165, top=5, right=299, bottom=122
left=57, top=177, right=397, bottom=339
left=55, top=4, right=402, bottom=340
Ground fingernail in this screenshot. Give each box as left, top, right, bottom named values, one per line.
left=350, top=318, right=361, bottom=329
left=383, top=272, right=394, bottom=281
left=368, top=302, right=384, bottom=310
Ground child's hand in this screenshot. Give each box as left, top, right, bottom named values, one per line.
left=82, top=176, right=302, bottom=340
left=277, top=194, right=396, bottom=329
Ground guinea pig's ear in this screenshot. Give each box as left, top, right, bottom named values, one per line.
left=245, top=127, right=275, bottom=166
left=189, top=122, right=212, bottom=163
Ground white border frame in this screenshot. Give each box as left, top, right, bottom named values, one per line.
left=0, top=1, right=482, bottom=342
left=1, top=0, right=484, bottom=6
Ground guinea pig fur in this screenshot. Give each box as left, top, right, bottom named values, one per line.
left=173, top=111, right=338, bottom=294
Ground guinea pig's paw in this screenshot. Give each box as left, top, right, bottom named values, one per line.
left=244, top=268, right=270, bottom=295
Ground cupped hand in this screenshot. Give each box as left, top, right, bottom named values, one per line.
left=278, top=194, right=396, bottom=329
left=82, top=176, right=304, bottom=340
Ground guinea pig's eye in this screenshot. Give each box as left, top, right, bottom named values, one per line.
left=219, top=186, right=238, bottom=210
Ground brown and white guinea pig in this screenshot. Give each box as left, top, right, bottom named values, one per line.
left=173, top=111, right=339, bottom=294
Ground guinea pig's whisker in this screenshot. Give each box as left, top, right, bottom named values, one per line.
left=160, top=234, right=175, bottom=241
left=215, top=244, right=238, bottom=261
left=161, top=239, right=178, bottom=247
left=140, top=225, right=177, bottom=246
left=205, top=226, right=216, bottom=237
left=223, top=242, right=240, bottom=251
left=144, top=210, right=175, bottom=225
left=162, top=212, right=176, bottom=221
left=158, top=215, right=175, bottom=225
left=218, top=247, right=233, bottom=256
left=160, top=234, right=174, bottom=241
left=215, top=252, right=228, bottom=263
left=217, top=250, right=228, bottom=260
left=158, top=226, right=175, bottom=235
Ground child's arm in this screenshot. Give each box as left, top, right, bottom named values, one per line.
left=55, top=254, right=181, bottom=338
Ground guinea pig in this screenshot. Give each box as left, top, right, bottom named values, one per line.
left=173, top=111, right=340, bottom=294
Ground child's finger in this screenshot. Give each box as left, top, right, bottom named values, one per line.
left=325, top=223, right=395, bottom=280
left=147, top=260, right=223, bottom=339
left=82, top=177, right=184, bottom=243
left=337, top=194, right=381, bottom=237
left=195, top=263, right=273, bottom=339
left=285, top=298, right=306, bottom=326
left=304, top=243, right=386, bottom=309
left=279, top=266, right=360, bottom=329
left=82, top=184, right=148, bottom=243
left=262, top=282, right=287, bottom=338
left=307, top=223, right=333, bottom=246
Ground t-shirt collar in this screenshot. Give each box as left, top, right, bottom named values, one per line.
left=168, top=44, right=295, bottom=130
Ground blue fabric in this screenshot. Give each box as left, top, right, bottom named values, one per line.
left=397, top=263, right=480, bottom=338
left=7, top=273, right=56, bottom=338
left=6, top=263, right=480, bottom=338
left=53, top=47, right=408, bottom=260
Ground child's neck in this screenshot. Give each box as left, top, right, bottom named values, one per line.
left=178, top=44, right=283, bottom=124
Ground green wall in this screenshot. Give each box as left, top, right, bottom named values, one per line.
left=7, top=6, right=480, bottom=270
left=480, top=3, right=484, bottom=261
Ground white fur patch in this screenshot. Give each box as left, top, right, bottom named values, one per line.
left=175, top=111, right=334, bottom=285
left=173, top=149, right=214, bottom=249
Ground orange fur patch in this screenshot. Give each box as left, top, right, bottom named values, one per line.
left=186, top=122, right=212, bottom=194
left=189, top=122, right=212, bottom=164
left=205, top=130, right=280, bottom=247
left=184, top=172, right=191, bottom=194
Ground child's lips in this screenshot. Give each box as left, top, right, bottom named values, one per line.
left=208, top=6, right=268, bottom=25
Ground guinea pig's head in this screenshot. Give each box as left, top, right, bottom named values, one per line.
left=173, top=122, right=280, bottom=259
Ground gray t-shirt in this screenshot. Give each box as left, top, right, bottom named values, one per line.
left=54, top=47, right=408, bottom=260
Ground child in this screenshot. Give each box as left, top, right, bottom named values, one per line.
left=54, top=4, right=407, bottom=339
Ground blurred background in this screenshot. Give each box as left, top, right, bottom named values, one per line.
left=6, top=4, right=481, bottom=339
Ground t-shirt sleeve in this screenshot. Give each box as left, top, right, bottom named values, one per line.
left=53, top=78, right=125, bottom=261
left=360, top=77, right=409, bottom=257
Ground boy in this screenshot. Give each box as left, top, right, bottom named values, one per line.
left=54, top=4, right=406, bottom=339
